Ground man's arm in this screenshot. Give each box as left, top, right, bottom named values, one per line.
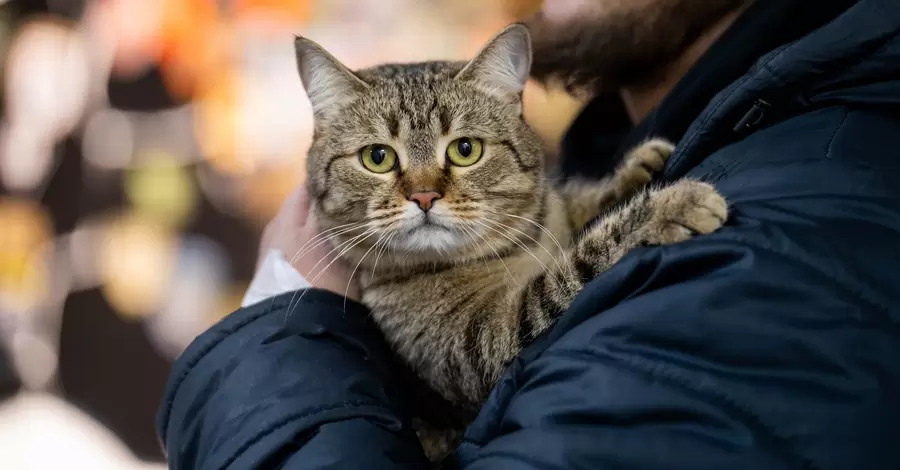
left=449, top=226, right=900, bottom=470
left=156, top=289, right=429, bottom=470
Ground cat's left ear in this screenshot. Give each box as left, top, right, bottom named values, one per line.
left=456, top=23, right=532, bottom=101
left=294, top=35, right=368, bottom=118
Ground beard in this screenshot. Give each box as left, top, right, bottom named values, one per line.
left=526, top=0, right=748, bottom=94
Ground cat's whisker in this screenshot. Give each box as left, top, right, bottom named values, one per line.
left=287, top=230, right=377, bottom=320
left=483, top=209, right=570, bottom=266
left=457, top=224, right=490, bottom=269
left=273, top=219, right=357, bottom=258
left=303, top=228, right=379, bottom=300
left=282, top=223, right=368, bottom=320
left=293, top=223, right=367, bottom=259
left=285, top=228, right=376, bottom=320
left=463, top=222, right=517, bottom=285
left=370, top=230, right=396, bottom=277
left=471, top=219, right=550, bottom=274
left=344, top=223, right=398, bottom=309
left=288, top=222, right=368, bottom=267
left=480, top=218, right=565, bottom=274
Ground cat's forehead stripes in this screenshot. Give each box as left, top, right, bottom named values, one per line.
left=352, top=62, right=471, bottom=166
left=358, top=61, right=464, bottom=136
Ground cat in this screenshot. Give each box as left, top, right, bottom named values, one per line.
left=293, top=23, right=728, bottom=461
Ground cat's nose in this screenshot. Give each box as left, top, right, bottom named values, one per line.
left=409, top=191, right=442, bottom=211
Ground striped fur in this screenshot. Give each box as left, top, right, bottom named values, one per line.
left=295, top=25, right=728, bottom=461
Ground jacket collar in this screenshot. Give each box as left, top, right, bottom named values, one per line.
left=559, top=0, right=889, bottom=180
left=665, top=0, right=900, bottom=180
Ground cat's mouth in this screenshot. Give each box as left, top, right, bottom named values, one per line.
left=387, top=211, right=473, bottom=253
left=404, top=214, right=458, bottom=235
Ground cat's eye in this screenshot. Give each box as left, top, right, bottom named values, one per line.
left=359, top=144, right=398, bottom=173
left=446, top=137, right=484, bottom=167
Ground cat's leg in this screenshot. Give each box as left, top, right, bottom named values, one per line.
left=412, top=179, right=726, bottom=459
left=456, top=179, right=726, bottom=408
left=559, top=138, right=675, bottom=230
left=517, top=178, right=727, bottom=342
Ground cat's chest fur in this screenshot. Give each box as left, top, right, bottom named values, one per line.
left=358, top=195, right=573, bottom=407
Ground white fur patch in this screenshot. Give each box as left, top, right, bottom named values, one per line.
left=388, top=201, right=472, bottom=253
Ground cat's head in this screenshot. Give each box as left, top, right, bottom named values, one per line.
left=296, top=24, right=546, bottom=265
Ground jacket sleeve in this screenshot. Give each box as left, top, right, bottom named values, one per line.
left=449, top=226, right=900, bottom=470
left=156, top=289, right=430, bottom=470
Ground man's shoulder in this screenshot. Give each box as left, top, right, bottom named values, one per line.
left=481, top=105, right=900, bottom=465
left=702, top=106, right=900, bottom=179
left=552, top=103, right=900, bottom=344
left=683, top=105, right=900, bottom=321
left=466, top=224, right=900, bottom=469
left=478, top=164, right=900, bottom=467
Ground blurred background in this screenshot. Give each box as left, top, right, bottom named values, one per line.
left=0, top=0, right=586, bottom=468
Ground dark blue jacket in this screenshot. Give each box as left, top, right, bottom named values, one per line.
left=157, top=1, right=900, bottom=468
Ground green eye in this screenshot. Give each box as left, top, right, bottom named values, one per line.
left=359, top=144, right=398, bottom=173
left=446, top=137, right=484, bottom=167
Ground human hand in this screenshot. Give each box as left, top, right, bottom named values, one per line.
left=243, top=185, right=360, bottom=307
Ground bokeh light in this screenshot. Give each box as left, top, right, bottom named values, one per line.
left=124, top=152, right=197, bottom=228
left=99, top=213, right=177, bottom=320
left=0, top=122, right=56, bottom=193
left=66, top=216, right=107, bottom=292
left=4, top=17, right=90, bottom=140
left=157, top=0, right=228, bottom=100
left=0, top=393, right=167, bottom=470
left=0, top=197, right=52, bottom=313
left=94, top=0, right=165, bottom=79
left=194, top=70, right=247, bottom=174
left=81, top=108, right=135, bottom=170
left=10, top=331, right=57, bottom=391
left=144, top=235, right=228, bottom=359
left=235, top=163, right=305, bottom=226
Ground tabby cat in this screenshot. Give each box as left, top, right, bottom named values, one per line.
left=293, top=24, right=728, bottom=460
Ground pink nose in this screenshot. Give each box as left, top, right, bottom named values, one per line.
left=409, top=191, right=442, bottom=211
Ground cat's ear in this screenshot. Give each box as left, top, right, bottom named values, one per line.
left=456, top=23, right=532, bottom=101
left=294, top=35, right=368, bottom=117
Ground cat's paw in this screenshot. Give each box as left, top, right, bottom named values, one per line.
left=415, top=423, right=464, bottom=463
left=614, top=138, right=676, bottom=195
left=642, top=180, right=728, bottom=245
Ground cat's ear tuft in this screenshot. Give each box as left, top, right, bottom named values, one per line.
left=456, top=23, right=532, bottom=100
left=294, top=35, right=367, bottom=117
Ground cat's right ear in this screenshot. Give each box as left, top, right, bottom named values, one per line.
left=294, top=36, right=367, bottom=117
left=456, top=23, right=532, bottom=102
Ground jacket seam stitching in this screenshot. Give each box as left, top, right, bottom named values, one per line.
left=825, top=108, right=850, bottom=158
left=159, top=300, right=286, bottom=442
left=216, top=400, right=383, bottom=470
left=716, top=232, right=894, bottom=320
left=160, top=292, right=358, bottom=443
left=539, top=348, right=820, bottom=470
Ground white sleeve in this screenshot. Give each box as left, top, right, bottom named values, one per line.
left=241, top=249, right=311, bottom=307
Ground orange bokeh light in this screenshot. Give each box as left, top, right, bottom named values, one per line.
left=194, top=70, right=249, bottom=175
left=157, top=0, right=228, bottom=100
left=236, top=162, right=305, bottom=227
left=0, top=198, right=53, bottom=311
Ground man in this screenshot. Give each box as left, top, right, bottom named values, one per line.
left=157, top=0, right=900, bottom=468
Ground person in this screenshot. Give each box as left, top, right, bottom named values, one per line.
left=157, top=0, right=900, bottom=468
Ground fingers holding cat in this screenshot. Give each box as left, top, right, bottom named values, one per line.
left=258, top=185, right=361, bottom=301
